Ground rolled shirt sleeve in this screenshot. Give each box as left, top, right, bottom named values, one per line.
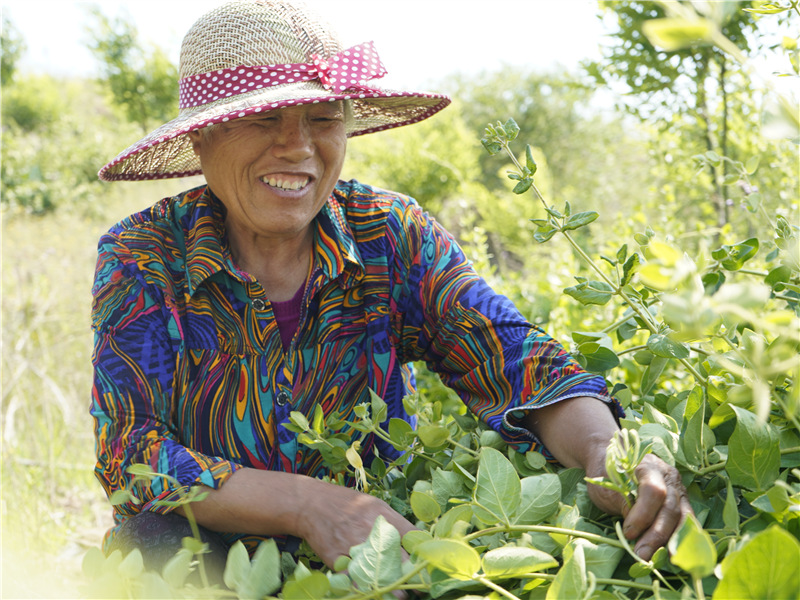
left=385, top=196, right=622, bottom=454
left=91, top=238, right=242, bottom=524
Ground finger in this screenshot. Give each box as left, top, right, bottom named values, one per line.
left=622, top=457, right=669, bottom=541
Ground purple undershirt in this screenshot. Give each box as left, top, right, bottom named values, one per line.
left=270, top=283, right=305, bottom=351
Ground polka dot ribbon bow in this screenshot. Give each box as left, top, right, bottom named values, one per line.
left=179, top=41, right=388, bottom=109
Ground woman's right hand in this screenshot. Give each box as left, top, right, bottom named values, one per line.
left=179, top=468, right=414, bottom=569
left=295, top=478, right=416, bottom=568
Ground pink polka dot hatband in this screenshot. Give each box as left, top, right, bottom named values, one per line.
left=99, top=0, right=450, bottom=182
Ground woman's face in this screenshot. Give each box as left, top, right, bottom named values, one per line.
left=189, top=102, right=347, bottom=244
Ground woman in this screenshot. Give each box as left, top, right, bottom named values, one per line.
left=92, top=0, right=691, bottom=577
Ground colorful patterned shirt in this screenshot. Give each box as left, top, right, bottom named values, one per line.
left=91, top=180, right=619, bottom=550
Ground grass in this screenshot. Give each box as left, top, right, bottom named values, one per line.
left=0, top=179, right=201, bottom=598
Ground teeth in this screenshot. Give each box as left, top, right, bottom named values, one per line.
left=262, top=176, right=309, bottom=191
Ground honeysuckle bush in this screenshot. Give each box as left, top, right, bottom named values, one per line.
left=81, top=115, right=799, bottom=598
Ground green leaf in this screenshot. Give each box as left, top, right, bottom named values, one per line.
left=401, top=529, right=433, bottom=554
left=525, top=144, right=538, bottom=174
left=513, top=473, right=561, bottom=525
left=482, top=546, right=557, bottom=579
left=646, top=332, right=689, bottom=359
left=525, top=450, right=546, bottom=470
left=126, top=463, right=156, bottom=477
left=765, top=265, right=792, bottom=289
left=726, top=405, right=780, bottom=491
left=546, top=541, right=586, bottom=600
left=668, top=513, right=717, bottom=578
left=638, top=264, right=673, bottom=291
left=722, top=478, right=740, bottom=533
left=533, top=226, right=558, bottom=243
left=681, top=401, right=705, bottom=467
left=417, top=424, right=449, bottom=448
left=577, top=342, right=620, bottom=373
left=473, top=447, right=521, bottom=526
left=347, top=516, right=404, bottom=591
left=369, top=388, right=388, bottom=424
left=434, top=504, right=473, bottom=538
left=223, top=541, right=251, bottom=592
left=713, top=238, right=759, bottom=271
left=713, top=525, right=800, bottom=600
left=109, top=488, right=139, bottom=506
left=642, top=17, right=714, bottom=50
left=311, top=403, right=325, bottom=434
left=282, top=570, right=331, bottom=600
left=578, top=539, right=625, bottom=580
left=81, top=546, right=107, bottom=579
left=562, top=211, right=599, bottom=231
left=564, top=281, right=614, bottom=305
left=289, top=411, right=310, bottom=432
left=415, top=539, right=480, bottom=581
left=620, top=253, right=640, bottom=287
left=245, top=539, right=281, bottom=598
left=118, top=548, right=145, bottom=579
left=503, top=118, right=520, bottom=140
left=641, top=356, right=669, bottom=396
left=481, top=138, right=502, bottom=155
left=432, top=467, right=468, bottom=507
left=513, top=178, right=533, bottom=194
left=410, top=490, right=441, bottom=523
left=743, top=4, right=792, bottom=14
left=162, top=548, right=192, bottom=589
left=388, top=417, right=414, bottom=448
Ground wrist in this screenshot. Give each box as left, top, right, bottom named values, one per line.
left=581, top=430, right=618, bottom=479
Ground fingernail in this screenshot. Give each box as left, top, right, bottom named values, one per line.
left=636, top=545, right=652, bottom=560
left=623, top=524, right=634, bottom=538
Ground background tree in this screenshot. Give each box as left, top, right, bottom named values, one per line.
left=86, top=7, right=178, bottom=133
left=1, top=15, right=25, bottom=86
left=584, top=1, right=763, bottom=232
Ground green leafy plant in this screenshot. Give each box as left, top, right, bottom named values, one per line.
left=74, top=3, right=799, bottom=598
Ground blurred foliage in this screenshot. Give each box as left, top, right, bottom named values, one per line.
left=1, top=14, right=25, bottom=85
left=85, top=6, right=178, bottom=133
left=584, top=0, right=797, bottom=234
left=0, top=74, right=143, bottom=215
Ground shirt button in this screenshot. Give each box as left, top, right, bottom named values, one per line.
left=276, top=391, right=290, bottom=406
left=252, top=298, right=266, bottom=311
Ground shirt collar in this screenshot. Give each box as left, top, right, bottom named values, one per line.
left=183, top=184, right=364, bottom=297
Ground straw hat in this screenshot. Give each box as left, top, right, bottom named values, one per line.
left=99, top=0, right=450, bottom=181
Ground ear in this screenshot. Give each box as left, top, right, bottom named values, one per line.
left=187, top=129, right=203, bottom=155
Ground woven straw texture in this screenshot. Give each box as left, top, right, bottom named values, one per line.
left=99, top=0, right=450, bottom=181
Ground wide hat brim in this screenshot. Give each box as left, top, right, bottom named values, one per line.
left=99, top=78, right=450, bottom=182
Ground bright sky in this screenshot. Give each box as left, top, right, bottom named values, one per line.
left=1, top=0, right=609, bottom=89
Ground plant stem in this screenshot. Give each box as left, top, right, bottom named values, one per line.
left=694, top=575, right=706, bottom=600
left=476, top=576, right=521, bottom=600
left=181, top=502, right=211, bottom=590
left=691, top=446, right=800, bottom=476
left=516, top=572, right=660, bottom=593
left=504, top=141, right=708, bottom=387
left=617, top=344, right=648, bottom=357
left=337, top=560, right=429, bottom=600
left=600, top=312, right=638, bottom=335
left=463, top=524, right=625, bottom=550
left=448, top=436, right=480, bottom=457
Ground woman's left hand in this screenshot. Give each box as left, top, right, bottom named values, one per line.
left=585, top=453, right=693, bottom=561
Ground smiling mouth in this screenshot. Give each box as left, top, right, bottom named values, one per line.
left=260, top=176, right=310, bottom=191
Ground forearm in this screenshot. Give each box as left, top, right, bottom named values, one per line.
left=176, top=467, right=311, bottom=538
left=176, top=466, right=416, bottom=568
left=523, top=395, right=620, bottom=476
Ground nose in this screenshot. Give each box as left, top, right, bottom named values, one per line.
left=271, top=113, right=314, bottom=162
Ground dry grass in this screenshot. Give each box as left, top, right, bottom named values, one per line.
left=1, top=179, right=202, bottom=598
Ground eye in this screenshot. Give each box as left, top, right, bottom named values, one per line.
left=311, top=111, right=344, bottom=123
